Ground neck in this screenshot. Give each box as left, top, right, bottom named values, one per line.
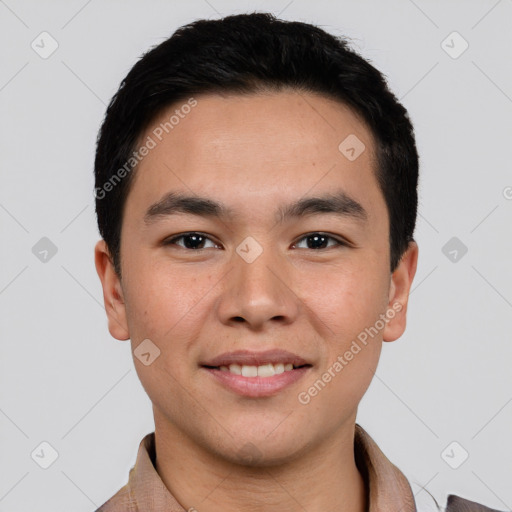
left=153, top=412, right=368, bottom=512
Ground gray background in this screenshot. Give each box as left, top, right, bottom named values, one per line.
left=1, top=0, right=511, bottom=510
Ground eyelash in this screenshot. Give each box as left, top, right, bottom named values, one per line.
left=163, top=232, right=349, bottom=251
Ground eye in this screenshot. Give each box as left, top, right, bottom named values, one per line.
left=163, top=232, right=220, bottom=250
left=292, top=232, right=347, bottom=250
left=163, top=231, right=349, bottom=251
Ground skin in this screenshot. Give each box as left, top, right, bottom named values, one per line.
left=95, top=90, right=418, bottom=512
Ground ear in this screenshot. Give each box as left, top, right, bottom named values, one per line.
left=382, top=240, right=419, bottom=343
left=94, top=239, right=130, bottom=341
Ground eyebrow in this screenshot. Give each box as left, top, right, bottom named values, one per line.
left=144, top=190, right=368, bottom=226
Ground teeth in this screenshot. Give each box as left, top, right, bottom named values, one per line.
left=219, top=362, right=300, bottom=377
left=229, top=363, right=241, bottom=375
left=274, top=363, right=285, bottom=374
left=241, top=365, right=258, bottom=377
left=257, top=363, right=275, bottom=377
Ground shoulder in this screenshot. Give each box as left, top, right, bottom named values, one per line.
left=409, top=481, right=505, bottom=512
left=94, top=483, right=136, bottom=512
left=444, top=494, right=506, bottom=512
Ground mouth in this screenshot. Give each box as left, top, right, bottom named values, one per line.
left=201, top=362, right=312, bottom=377
left=199, top=349, right=313, bottom=397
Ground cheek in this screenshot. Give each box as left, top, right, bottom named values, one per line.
left=122, top=254, right=206, bottom=338
left=122, top=259, right=217, bottom=397
left=297, top=261, right=387, bottom=402
left=300, top=261, right=389, bottom=340
left=123, top=269, right=204, bottom=416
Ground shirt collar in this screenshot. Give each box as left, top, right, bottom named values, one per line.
left=105, top=423, right=417, bottom=511
left=354, top=423, right=417, bottom=511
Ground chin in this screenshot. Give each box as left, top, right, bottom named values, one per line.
left=213, top=431, right=310, bottom=468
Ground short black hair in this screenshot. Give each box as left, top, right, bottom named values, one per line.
left=94, top=12, right=419, bottom=276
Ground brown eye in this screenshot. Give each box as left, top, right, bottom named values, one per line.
left=164, top=232, right=218, bottom=250
left=293, top=233, right=346, bottom=250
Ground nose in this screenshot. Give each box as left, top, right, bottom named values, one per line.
left=215, top=240, right=300, bottom=330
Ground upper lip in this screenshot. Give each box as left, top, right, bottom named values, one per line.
left=200, top=349, right=311, bottom=368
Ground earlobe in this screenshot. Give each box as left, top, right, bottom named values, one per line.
left=94, top=239, right=130, bottom=341
left=382, top=240, right=419, bottom=343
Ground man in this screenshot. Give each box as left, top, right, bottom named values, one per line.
left=93, top=12, right=502, bottom=512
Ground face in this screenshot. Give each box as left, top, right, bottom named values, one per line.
left=95, top=90, right=418, bottom=465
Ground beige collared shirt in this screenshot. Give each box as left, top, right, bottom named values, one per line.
left=95, top=423, right=501, bottom=512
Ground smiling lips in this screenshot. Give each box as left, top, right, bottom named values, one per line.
left=201, top=348, right=311, bottom=376
left=200, top=349, right=312, bottom=397
left=218, top=362, right=296, bottom=377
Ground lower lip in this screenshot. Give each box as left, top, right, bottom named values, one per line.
left=201, top=366, right=311, bottom=397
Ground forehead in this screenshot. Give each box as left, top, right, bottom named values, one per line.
left=126, top=90, right=385, bottom=230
